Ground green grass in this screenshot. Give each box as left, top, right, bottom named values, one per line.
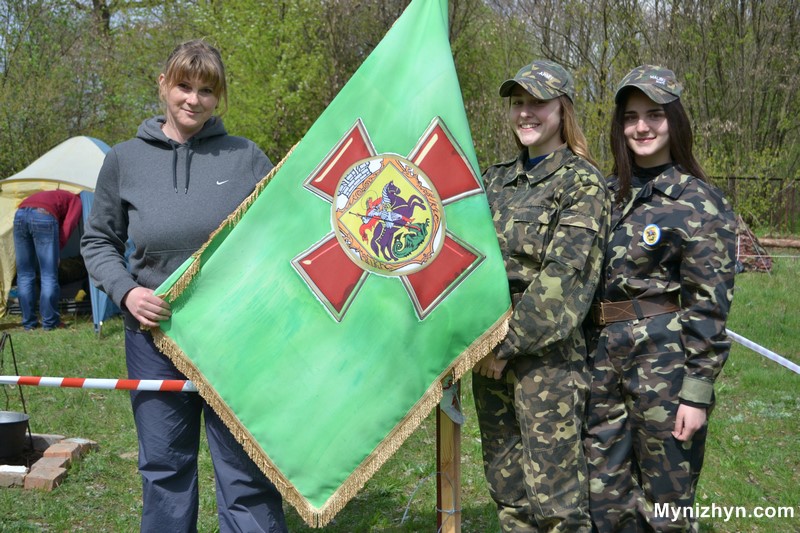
left=1, top=255, right=799, bottom=532
left=0, top=315, right=497, bottom=531
left=696, top=253, right=800, bottom=532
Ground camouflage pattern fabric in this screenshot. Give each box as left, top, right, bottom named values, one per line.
left=475, top=146, right=610, bottom=531
left=482, top=147, right=610, bottom=363
left=499, top=60, right=576, bottom=101
left=584, top=165, right=736, bottom=532
left=614, top=64, right=683, bottom=105
left=473, top=349, right=593, bottom=532
left=585, top=319, right=708, bottom=532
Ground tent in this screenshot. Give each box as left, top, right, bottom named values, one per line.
left=0, top=136, right=120, bottom=332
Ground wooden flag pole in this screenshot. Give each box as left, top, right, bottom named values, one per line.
left=436, top=378, right=462, bottom=533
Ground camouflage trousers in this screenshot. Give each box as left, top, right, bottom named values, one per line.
left=584, top=317, right=707, bottom=532
left=473, top=349, right=591, bottom=532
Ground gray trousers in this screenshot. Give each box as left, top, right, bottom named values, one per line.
left=126, top=329, right=287, bottom=533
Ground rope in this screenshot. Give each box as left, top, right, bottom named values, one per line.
left=400, top=470, right=462, bottom=533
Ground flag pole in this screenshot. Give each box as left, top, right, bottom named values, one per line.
left=436, top=378, right=462, bottom=532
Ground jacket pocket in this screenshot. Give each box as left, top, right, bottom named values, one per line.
left=137, top=248, right=195, bottom=290
left=509, top=206, right=552, bottom=265
left=549, top=210, right=599, bottom=271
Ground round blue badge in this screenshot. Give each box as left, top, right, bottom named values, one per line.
left=642, top=224, right=661, bottom=247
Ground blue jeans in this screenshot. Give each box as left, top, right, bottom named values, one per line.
left=13, top=207, right=61, bottom=329
left=125, top=329, right=287, bottom=533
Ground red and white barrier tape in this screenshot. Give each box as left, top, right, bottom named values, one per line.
left=0, top=375, right=197, bottom=392
left=1, top=330, right=794, bottom=391
left=727, top=329, right=800, bottom=375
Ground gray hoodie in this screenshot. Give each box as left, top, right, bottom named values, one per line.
left=81, top=116, right=272, bottom=329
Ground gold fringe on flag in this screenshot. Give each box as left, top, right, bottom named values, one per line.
left=153, top=308, right=510, bottom=528
left=159, top=145, right=295, bottom=303
left=148, top=142, right=512, bottom=527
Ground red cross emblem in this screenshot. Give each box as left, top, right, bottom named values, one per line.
left=292, top=117, right=485, bottom=321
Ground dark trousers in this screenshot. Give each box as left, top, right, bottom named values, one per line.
left=584, top=320, right=707, bottom=533
left=126, top=329, right=287, bottom=533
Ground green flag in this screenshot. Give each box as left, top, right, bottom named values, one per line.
left=153, top=0, right=510, bottom=526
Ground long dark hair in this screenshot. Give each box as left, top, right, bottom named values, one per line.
left=610, top=88, right=706, bottom=205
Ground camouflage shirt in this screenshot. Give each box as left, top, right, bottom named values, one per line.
left=597, top=165, right=736, bottom=404
left=483, top=146, right=610, bottom=360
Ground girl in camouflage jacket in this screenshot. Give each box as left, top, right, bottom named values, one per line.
left=584, top=65, right=736, bottom=532
left=473, top=59, right=610, bottom=532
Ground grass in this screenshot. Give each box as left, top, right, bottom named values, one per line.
left=695, top=252, right=800, bottom=532
left=0, top=254, right=798, bottom=532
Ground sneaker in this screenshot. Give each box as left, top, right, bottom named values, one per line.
left=43, top=322, right=69, bottom=331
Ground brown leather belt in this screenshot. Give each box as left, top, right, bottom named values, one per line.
left=591, top=293, right=680, bottom=326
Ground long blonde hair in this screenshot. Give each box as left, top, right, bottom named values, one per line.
left=560, top=95, right=598, bottom=168
left=511, top=95, right=598, bottom=168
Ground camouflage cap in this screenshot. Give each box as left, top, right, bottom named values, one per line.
left=499, top=60, right=575, bottom=102
left=615, top=65, right=683, bottom=105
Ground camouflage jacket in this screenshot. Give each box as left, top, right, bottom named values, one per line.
left=483, top=146, right=610, bottom=360
left=597, top=165, right=736, bottom=405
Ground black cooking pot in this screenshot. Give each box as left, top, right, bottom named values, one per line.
left=0, top=411, right=30, bottom=458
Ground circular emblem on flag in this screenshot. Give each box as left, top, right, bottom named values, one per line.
left=333, top=155, right=444, bottom=276
left=642, top=223, right=661, bottom=247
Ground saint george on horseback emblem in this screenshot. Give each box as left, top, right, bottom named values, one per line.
left=333, top=155, right=444, bottom=275
left=294, top=117, right=485, bottom=321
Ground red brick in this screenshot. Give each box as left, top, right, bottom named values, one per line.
left=32, top=455, right=71, bottom=470
left=43, top=440, right=82, bottom=461
left=24, top=466, right=67, bottom=491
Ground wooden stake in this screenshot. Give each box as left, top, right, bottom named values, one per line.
left=436, top=379, right=461, bottom=533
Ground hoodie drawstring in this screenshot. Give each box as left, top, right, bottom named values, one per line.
left=184, top=138, right=194, bottom=194
left=169, top=139, right=195, bottom=194
left=169, top=140, right=180, bottom=193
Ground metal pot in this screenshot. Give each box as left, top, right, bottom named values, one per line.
left=0, top=411, right=30, bottom=458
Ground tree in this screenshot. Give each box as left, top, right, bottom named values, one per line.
left=1, top=0, right=797, bottom=231
left=0, top=0, right=86, bottom=173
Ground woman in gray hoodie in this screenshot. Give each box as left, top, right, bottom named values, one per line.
left=81, top=40, right=286, bottom=532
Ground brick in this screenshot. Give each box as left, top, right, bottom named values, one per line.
left=32, top=455, right=71, bottom=470
left=28, top=433, right=65, bottom=453
left=43, top=441, right=82, bottom=461
left=0, top=465, right=28, bottom=488
left=24, top=466, right=67, bottom=491
left=63, top=437, right=98, bottom=455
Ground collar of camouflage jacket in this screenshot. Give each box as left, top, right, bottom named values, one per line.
left=504, top=144, right=573, bottom=186
left=610, top=165, right=695, bottom=222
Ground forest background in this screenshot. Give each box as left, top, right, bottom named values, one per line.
left=1, top=0, right=798, bottom=232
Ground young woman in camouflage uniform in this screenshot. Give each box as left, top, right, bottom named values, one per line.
left=584, top=65, right=736, bottom=532
left=473, top=60, right=610, bottom=532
